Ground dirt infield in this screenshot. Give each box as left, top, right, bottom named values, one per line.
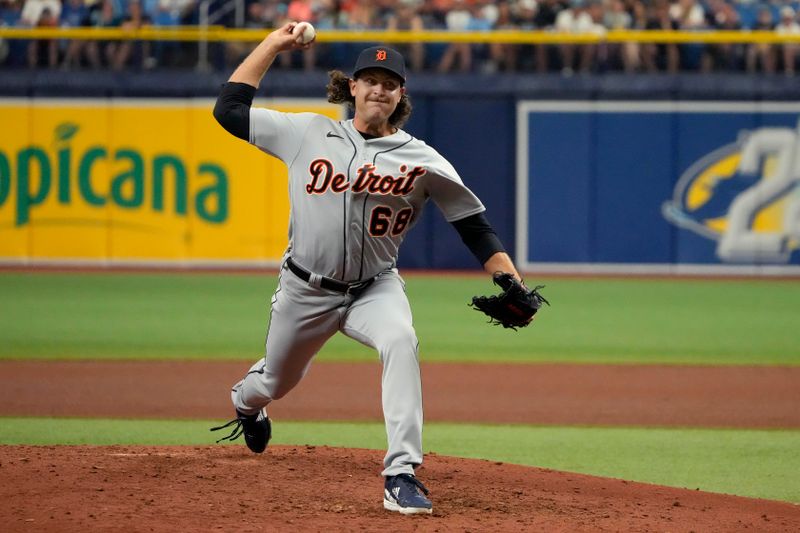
left=2, top=360, right=800, bottom=531
left=2, top=445, right=799, bottom=532
left=1, top=361, right=799, bottom=427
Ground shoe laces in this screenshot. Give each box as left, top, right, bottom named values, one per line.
left=395, top=473, right=430, bottom=496
left=209, top=417, right=245, bottom=443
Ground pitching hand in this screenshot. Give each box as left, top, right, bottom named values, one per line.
left=265, top=22, right=315, bottom=53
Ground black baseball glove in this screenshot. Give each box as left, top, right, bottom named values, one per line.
left=470, top=272, right=549, bottom=330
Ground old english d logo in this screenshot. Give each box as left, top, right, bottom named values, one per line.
left=376, top=49, right=387, bottom=61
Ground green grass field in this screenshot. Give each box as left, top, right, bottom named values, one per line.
left=1, top=272, right=798, bottom=503
left=1, top=273, right=798, bottom=364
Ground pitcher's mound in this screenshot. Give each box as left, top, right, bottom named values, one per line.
left=1, top=445, right=798, bottom=532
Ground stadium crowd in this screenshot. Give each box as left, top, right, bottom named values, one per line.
left=1, top=0, right=799, bottom=74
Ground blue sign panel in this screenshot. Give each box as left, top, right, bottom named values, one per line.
left=517, top=102, right=800, bottom=270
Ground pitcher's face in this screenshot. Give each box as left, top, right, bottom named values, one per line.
left=349, top=69, right=405, bottom=126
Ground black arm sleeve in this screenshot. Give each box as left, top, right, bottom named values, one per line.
left=213, top=82, right=256, bottom=141
left=451, top=212, right=506, bottom=265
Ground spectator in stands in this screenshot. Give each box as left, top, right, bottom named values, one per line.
left=61, top=0, right=100, bottom=69
left=386, top=0, right=426, bottom=71
left=628, top=0, right=647, bottom=28
left=152, top=2, right=180, bottom=33
left=627, top=0, right=649, bottom=70
left=275, top=0, right=321, bottom=71
left=586, top=0, right=605, bottom=67
left=145, top=0, right=195, bottom=69
left=4, top=0, right=800, bottom=75
left=437, top=0, right=471, bottom=72
left=221, top=0, right=277, bottom=68
left=20, top=0, right=59, bottom=26
left=433, top=0, right=496, bottom=73
left=375, top=0, right=400, bottom=24
left=313, top=0, right=340, bottom=29
left=469, top=1, right=497, bottom=72
left=670, top=0, right=707, bottom=70
left=669, top=0, right=705, bottom=29
left=533, top=0, right=563, bottom=30
left=1, top=0, right=26, bottom=67
left=107, top=0, right=151, bottom=70
left=85, top=0, right=121, bottom=68
left=151, top=0, right=195, bottom=68
left=642, top=0, right=678, bottom=72
left=555, top=0, right=579, bottom=74
left=775, top=5, right=800, bottom=75
left=604, top=0, right=639, bottom=71
left=346, top=0, right=379, bottom=28
left=487, top=0, right=519, bottom=72
left=153, top=0, right=196, bottom=27
left=425, top=0, right=454, bottom=28
left=0, top=3, right=8, bottom=65
left=746, top=5, right=775, bottom=73
left=0, top=0, right=21, bottom=23
left=252, top=0, right=286, bottom=27
left=555, top=0, right=604, bottom=74
left=701, top=0, right=743, bottom=72
left=287, top=0, right=314, bottom=22
left=532, top=0, right=565, bottom=72
left=318, top=0, right=351, bottom=28
left=60, top=0, right=89, bottom=29
left=21, top=0, right=60, bottom=67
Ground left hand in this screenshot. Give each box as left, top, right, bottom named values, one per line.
left=470, top=272, right=550, bottom=330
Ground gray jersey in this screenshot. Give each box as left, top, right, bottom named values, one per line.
left=250, top=108, right=485, bottom=281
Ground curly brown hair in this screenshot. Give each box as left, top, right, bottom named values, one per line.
left=326, top=70, right=412, bottom=129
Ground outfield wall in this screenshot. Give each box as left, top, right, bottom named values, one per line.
left=0, top=99, right=341, bottom=266
left=1, top=73, right=799, bottom=274
left=517, top=102, right=800, bottom=274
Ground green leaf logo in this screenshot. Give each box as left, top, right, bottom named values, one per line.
left=55, top=123, right=79, bottom=142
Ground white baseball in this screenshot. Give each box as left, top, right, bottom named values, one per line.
left=292, top=22, right=316, bottom=45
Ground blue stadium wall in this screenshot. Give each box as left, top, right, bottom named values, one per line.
left=3, top=71, right=798, bottom=273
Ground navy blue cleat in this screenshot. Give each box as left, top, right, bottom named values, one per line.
left=210, top=409, right=272, bottom=453
left=383, top=473, right=432, bottom=515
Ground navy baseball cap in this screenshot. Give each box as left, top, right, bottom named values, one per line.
left=353, top=46, right=406, bottom=84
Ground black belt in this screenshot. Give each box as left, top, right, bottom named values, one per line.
left=286, top=257, right=375, bottom=297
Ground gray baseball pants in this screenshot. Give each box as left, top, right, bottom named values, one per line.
left=231, top=261, right=423, bottom=477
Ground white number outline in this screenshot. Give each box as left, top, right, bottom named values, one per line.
left=717, top=123, right=800, bottom=263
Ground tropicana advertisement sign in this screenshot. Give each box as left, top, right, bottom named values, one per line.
left=0, top=99, right=342, bottom=264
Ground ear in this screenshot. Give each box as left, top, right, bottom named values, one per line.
left=349, top=78, right=357, bottom=97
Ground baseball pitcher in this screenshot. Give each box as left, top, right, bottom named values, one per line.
left=210, top=23, right=546, bottom=515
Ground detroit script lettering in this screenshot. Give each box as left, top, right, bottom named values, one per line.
left=305, top=159, right=426, bottom=196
